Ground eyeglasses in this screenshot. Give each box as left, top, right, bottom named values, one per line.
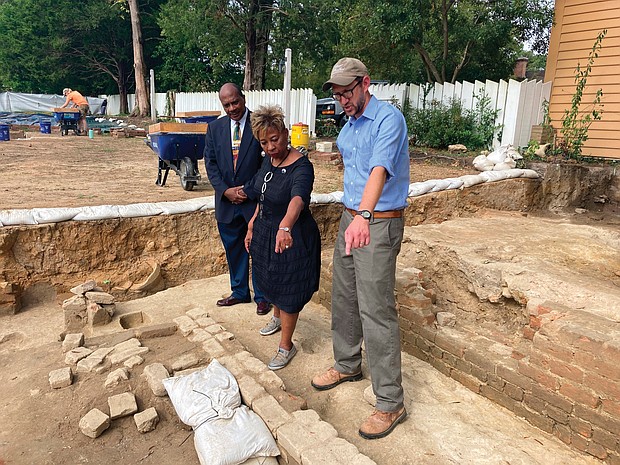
left=332, top=79, right=361, bottom=101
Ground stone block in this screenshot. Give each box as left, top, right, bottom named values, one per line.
left=79, top=408, right=110, bottom=438
left=88, top=302, right=112, bottom=327
left=186, top=307, right=209, bottom=320
left=252, top=395, right=292, bottom=434
left=259, top=370, right=286, bottom=391
left=85, top=291, right=115, bottom=304
left=196, top=316, right=217, bottom=328
left=277, top=410, right=337, bottom=463
left=436, top=312, right=456, bottom=327
left=238, top=375, right=268, bottom=408
left=108, top=392, right=138, bottom=419
left=49, top=367, right=73, bottom=389
left=143, top=363, right=170, bottom=396
left=301, top=437, right=359, bottom=465
left=202, top=338, right=225, bottom=358
left=108, top=346, right=149, bottom=365
left=170, top=352, right=203, bottom=372
left=63, top=295, right=88, bottom=331
left=173, top=315, right=199, bottom=336
left=124, top=355, right=144, bottom=368
left=65, top=347, right=93, bottom=365
left=188, top=328, right=213, bottom=343
left=134, top=322, right=177, bottom=339
left=236, top=351, right=267, bottom=374
left=134, top=407, right=159, bottom=433
left=105, top=368, right=129, bottom=388
left=62, top=333, right=84, bottom=352
left=70, top=280, right=97, bottom=295
left=215, top=331, right=235, bottom=342
left=204, top=323, right=225, bottom=335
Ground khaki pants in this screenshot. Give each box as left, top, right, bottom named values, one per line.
left=331, top=210, right=404, bottom=412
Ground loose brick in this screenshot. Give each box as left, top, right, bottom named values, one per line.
left=79, top=408, right=110, bottom=438
left=559, top=381, right=600, bottom=409
left=108, top=392, right=138, bottom=419
left=135, top=323, right=177, bottom=339
left=142, top=363, right=170, bottom=397
left=134, top=407, right=159, bottom=433
left=62, top=333, right=84, bottom=353
left=49, top=367, right=73, bottom=389
left=238, top=376, right=268, bottom=408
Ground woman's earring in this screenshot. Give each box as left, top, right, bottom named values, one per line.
left=287, top=144, right=291, bottom=150
left=261, top=150, right=266, bottom=157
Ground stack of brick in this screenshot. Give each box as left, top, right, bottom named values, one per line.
left=110, top=127, right=147, bottom=138
left=62, top=280, right=116, bottom=332
left=0, top=281, right=21, bottom=316
left=308, top=142, right=342, bottom=168
left=397, top=294, right=620, bottom=464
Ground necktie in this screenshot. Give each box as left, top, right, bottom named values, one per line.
left=232, top=121, right=241, bottom=170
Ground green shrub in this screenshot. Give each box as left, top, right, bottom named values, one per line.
left=407, top=93, right=500, bottom=151
left=315, top=118, right=340, bottom=138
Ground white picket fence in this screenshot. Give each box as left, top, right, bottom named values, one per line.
left=104, top=78, right=550, bottom=148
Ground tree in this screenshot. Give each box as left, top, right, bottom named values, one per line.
left=339, top=0, right=554, bottom=84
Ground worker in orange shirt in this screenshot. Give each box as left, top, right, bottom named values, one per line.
left=60, top=88, right=90, bottom=134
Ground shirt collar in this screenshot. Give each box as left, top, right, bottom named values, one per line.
left=231, top=108, right=249, bottom=129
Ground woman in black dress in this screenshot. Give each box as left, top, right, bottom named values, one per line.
left=244, top=105, right=321, bottom=370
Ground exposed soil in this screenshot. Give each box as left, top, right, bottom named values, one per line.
left=0, top=131, right=478, bottom=210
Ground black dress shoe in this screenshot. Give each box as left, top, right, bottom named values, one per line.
left=216, top=295, right=251, bottom=307
left=256, top=301, right=272, bottom=315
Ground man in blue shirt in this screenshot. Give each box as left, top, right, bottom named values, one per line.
left=312, top=58, right=410, bottom=439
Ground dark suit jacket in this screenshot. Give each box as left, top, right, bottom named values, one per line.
left=204, top=112, right=263, bottom=224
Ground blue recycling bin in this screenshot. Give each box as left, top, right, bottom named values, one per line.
left=0, top=123, right=9, bottom=141
left=40, top=120, right=52, bottom=134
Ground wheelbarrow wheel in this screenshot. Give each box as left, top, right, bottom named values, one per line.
left=179, top=157, right=196, bottom=191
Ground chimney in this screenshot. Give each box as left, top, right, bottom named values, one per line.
left=514, top=57, right=529, bottom=79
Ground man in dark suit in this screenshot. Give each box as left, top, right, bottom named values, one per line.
left=205, top=83, right=271, bottom=315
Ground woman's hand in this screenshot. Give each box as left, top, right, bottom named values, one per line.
left=244, top=229, right=253, bottom=253
left=275, top=229, right=292, bottom=254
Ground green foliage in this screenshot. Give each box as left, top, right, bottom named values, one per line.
left=407, top=93, right=500, bottom=150
left=554, top=29, right=607, bottom=161
left=314, top=118, right=340, bottom=138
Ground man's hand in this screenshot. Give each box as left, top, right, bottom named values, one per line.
left=344, top=215, right=370, bottom=255
left=224, top=186, right=247, bottom=204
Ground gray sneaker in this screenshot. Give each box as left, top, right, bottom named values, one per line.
left=260, top=316, right=281, bottom=336
left=268, top=344, right=297, bottom=370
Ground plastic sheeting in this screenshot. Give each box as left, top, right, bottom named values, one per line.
left=0, top=92, right=106, bottom=115
left=0, top=169, right=541, bottom=227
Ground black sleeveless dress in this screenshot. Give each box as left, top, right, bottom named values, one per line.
left=249, top=155, right=321, bottom=313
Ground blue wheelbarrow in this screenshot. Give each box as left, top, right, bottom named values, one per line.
left=53, top=109, right=81, bottom=136
left=146, top=123, right=208, bottom=191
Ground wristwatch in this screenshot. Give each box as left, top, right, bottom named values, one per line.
left=278, top=227, right=291, bottom=233
left=357, top=210, right=372, bottom=221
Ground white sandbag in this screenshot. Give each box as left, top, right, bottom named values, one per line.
left=163, top=359, right=279, bottom=465
left=72, top=205, right=121, bottom=221
left=478, top=171, right=511, bottom=182
left=444, top=178, right=465, bottom=190
left=311, top=193, right=339, bottom=204
left=198, top=197, right=216, bottom=211
left=117, top=203, right=164, bottom=218
left=430, top=179, right=452, bottom=192
left=472, top=154, right=487, bottom=165
left=504, top=169, right=524, bottom=178
left=492, top=160, right=516, bottom=171
left=0, top=209, right=37, bottom=225
left=520, top=169, right=541, bottom=179
left=473, top=157, right=494, bottom=171
left=487, top=145, right=510, bottom=164
left=409, top=180, right=435, bottom=197
left=459, top=174, right=485, bottom=188
left=330, top=191, right=344, bottom=203
left=32, top=207, right=81, bottom=224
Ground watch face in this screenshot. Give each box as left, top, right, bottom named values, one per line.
left=359, top=210, right=371, bottom=220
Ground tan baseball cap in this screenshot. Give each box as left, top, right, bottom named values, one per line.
left=322, top=58, right=368, bottom=91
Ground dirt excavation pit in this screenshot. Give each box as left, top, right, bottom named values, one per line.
left=0, top=134, right=619, bottom=464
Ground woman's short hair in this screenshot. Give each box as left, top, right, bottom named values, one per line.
left=63, top=88, right=71, bottom=96
left=250, top=105, right=286, bottom=140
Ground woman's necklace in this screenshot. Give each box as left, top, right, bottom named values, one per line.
left=259, top=147, right=291, bottom=218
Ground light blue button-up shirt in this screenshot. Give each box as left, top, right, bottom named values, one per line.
left=337, top=95, right=410, bottom=211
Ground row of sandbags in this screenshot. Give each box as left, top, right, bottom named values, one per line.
left=0, top=168, right=539, bottom=227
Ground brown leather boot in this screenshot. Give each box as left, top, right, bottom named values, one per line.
left=359, top=407, right=407, bottom=439
left=311, top=367, right=363, bottom=391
